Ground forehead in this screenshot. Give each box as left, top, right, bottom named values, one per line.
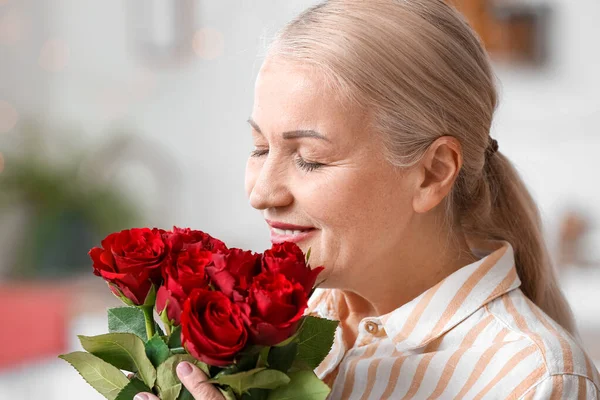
left=252, top=57, right=367, bottom=140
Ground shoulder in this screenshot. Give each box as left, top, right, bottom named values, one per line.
left=483, top=289, right=600, bottom=396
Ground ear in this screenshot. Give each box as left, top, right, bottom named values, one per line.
left=412, top=136, right=463, bottom=214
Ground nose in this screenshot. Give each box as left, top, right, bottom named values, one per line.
left=247, top=156, right=294, bottom=211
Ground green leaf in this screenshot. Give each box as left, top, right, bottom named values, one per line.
left=159, top=305, right=175, bottom=335
left=145, top=334, right=170, bottom=367
left=241, top=388, right=269, bottom=400
left=305, top=247, right=312, bottom=263
left=59, top=351, right=130, bottom=400
left=160, top=384, right=182, bottom=400
left=266, top=370, right=330, bottom=400
left=155, top=356, right=184, bottom=400
left=143, top=284, right=157, bottom=307
left=168, top=325, right=182, bottom=348
left=79, top=333, right=157, bottom=388
left=214, top=364, right=240, bottom=379
left=268, top=341, right=298, bottom=373
left=108, top=307, right=164, bottom=339
left=114, top=378, right=151, bottom=400
left=177, top=388, right=194, bottom=400
left=108, top=307, right=147, bottom=339
left=156, top=354, right=211, bottom=400
left=234, top=348, right=260, bottom=373
left=209, top=368, right=290, bottom=396
left=295, top=316, right=338, bottom=370
left=217, top=387, right=237, bottom=400
left=257, top=346, right=270, bottom=368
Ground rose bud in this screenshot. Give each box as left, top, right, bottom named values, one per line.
left=89, top=228, right=167, bottom=306
left=262, top=242, right=324, bottom=294
left=156, top=245, right=212, bottom=326
left=181, top=288, right=248, bottom=367
left=205, top=248, right=261, bottom=301
left=245, top=271, right=308, bottom=346
left=165, top=227, right=227, bottom=253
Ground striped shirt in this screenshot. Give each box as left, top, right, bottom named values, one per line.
left=307, top=241, right=600, bottom=399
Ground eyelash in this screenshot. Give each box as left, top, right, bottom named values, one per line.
left=249, top=148, right=324, bottom=172
left=250, top=149, right=269, bottom=158
left=295, top=157, right=324, bottom=172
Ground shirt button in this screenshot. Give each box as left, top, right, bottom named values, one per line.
left=365, top=321, right=379, bottom=335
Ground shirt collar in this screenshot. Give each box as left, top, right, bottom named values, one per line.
left=380, top=240, right=520, bottom=352
left=309, top=240, right=521, bottom=354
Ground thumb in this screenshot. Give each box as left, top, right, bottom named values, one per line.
left=177, top=361, right=224, bottom=400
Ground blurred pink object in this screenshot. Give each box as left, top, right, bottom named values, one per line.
left=0, top=283, right=69, bottom=370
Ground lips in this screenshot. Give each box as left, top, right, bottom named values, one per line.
left=266, top=219, right=316, bottom=244
left=266, top=219, right=314, bottom=231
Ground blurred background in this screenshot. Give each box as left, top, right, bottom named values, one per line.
left=0, top=0, right=599, bottom=398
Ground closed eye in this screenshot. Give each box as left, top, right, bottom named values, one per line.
left=250, top=148, right=269, bottom=157
left=296, top=156, right=324, bottom=172
left=250, top=147, right=324, bottom=172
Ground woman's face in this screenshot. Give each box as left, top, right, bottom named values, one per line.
left=245, top=58, right=418, bottom=289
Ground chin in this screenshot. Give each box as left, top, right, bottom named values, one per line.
left=312, top=267, right=333, bottom=289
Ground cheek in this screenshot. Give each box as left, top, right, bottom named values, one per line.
left=311, top=168, right=412, bottom=237
left=304, top=172, right=376, bottom=228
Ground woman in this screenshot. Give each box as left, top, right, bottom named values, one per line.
left=138, top=0, right=600, bottom=399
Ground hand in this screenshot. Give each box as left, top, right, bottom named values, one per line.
left=134, top=361, right=225, bottom=400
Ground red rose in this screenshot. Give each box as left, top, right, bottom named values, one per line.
left=245, top=271, right=308, bottom=346
left=181, top=289, right=248, bottom=367
left=89, top=228, right=167, bottom=305
left=206, top=248, right=261, bottom=301
left=262, top=242, right=324, bottom=294
left=166, top=227, right=227, bottom=253
left=156, top=245, right=212, bottom=325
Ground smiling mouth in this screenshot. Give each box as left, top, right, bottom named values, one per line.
left=266, top=220, right=317, bottom=244
left=269, top=227, right=316, bottom=244
left=271, top=227, right=312, bottom=235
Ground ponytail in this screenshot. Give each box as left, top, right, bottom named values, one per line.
left=460, top=151, right=577, bottom=335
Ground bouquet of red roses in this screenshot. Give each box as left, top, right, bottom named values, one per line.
left=60, top=227, right=337, bottom=400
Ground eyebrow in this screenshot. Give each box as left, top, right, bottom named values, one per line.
left=247, top=118, right=331, bottom=142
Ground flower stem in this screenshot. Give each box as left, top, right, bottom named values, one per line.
left=141, top=306, right=156, bottom=340
left=170, top=347, right=186, bottom=354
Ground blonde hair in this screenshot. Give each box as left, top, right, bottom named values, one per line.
left=269, top=0, right=576, bottom=334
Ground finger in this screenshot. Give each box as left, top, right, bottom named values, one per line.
left=177, top=361, right=223, bottom=400
left=133, top=392, right=159, bottom=400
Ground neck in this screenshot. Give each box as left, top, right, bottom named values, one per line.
left=343, top=217, right=478, bottom=320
